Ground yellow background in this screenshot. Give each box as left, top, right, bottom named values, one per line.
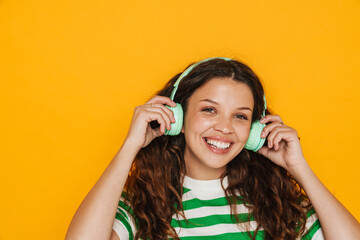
left=1, top=0, right=359, bottom=239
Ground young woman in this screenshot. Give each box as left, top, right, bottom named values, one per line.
left=66, top=57, right=360, bottom=240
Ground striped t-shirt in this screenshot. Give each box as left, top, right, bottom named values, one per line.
left=112, top=175, right=324, bottom=240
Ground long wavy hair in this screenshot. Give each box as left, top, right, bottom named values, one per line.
left=123, top=58, right=312, bottom=240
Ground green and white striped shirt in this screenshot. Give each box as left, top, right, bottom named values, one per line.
left=113, top=175, right=323, bottom=240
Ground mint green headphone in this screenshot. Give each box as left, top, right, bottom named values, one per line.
left=164, top=57, right=267, bottom=152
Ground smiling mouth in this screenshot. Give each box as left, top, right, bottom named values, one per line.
left=203, top=137, right=234, bottom=150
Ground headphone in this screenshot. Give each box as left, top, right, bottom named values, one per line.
left=164, top=57, right=267, bottom=152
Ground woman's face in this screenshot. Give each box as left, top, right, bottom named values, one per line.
left=182, top=77, right=254, bottom=180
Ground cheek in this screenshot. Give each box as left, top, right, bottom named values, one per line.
left=186, top=115, right=213, bottom=130
left=236, top=125, right=251, bottom=138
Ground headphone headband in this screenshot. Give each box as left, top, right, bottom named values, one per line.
left=170, top=57, right=233, bottom=100
left=170, top=57, right=266, bottom=117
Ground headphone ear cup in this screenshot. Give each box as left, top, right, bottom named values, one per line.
left=165, top=103, right=183, bottom=136
left=244, top=120, right=266, bottom=152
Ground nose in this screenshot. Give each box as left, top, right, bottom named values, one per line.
left=214, top=115, right=234, bottom=134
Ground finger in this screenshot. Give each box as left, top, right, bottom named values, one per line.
left=149, top=126, right=163, bottom=137
left=272, top=130, right=299, bottom=151
left=258, top=145, right=273, bottom=158
left=146, top=103, right=176, bottom=123
left=272, top=133, right=288, bottom=151
left=267, top=126, right=292, bottom=148
left=144, top=106, right=173, bottom=130
left=143, top=110, right=168, bottom=134
left=259, top=114, right=283, bottom=124
left=260, top=121, right=287, bottom=139
left=147, top=95, right=177, bottom=107
left=257, top=145, right=268, bottom=156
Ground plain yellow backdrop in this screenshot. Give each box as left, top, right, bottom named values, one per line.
left=1, top=0, right=359, bottom=239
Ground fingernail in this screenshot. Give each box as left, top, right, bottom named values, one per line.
left=260, top=117, right=265, bottom=122
left=268, top=141, right=271, bottom=148
left=261, top=131, right=265, bottom=138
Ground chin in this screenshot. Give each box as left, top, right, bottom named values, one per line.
left=202, top=159, right=232, bottom=170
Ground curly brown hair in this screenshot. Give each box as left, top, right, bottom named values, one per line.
left=123, top=58, right=312, bottom=239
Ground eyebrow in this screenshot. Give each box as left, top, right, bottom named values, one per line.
left=200, top=99, right=253, bottom=112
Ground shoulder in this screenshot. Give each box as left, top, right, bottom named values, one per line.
left=112, top=192, right=137, bottom=240
left=300, top=207, right=324, bottom=240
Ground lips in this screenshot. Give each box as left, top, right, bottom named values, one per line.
left=205, top=136, right=234, bottom=143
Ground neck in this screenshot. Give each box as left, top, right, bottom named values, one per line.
left=184, top=161, right=226, bottom=180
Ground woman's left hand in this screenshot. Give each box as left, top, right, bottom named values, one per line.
left=257, top=114, right=308, bottom=175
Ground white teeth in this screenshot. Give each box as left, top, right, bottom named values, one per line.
left=205, top=138, right=231, bottom=150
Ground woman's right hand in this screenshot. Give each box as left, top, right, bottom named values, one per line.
left=124, top=95, right=177, bottom=150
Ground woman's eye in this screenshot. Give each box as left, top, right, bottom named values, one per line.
left=202, top=107, right=215, bottom=113
left=235, top=114, right=247, bottom=120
